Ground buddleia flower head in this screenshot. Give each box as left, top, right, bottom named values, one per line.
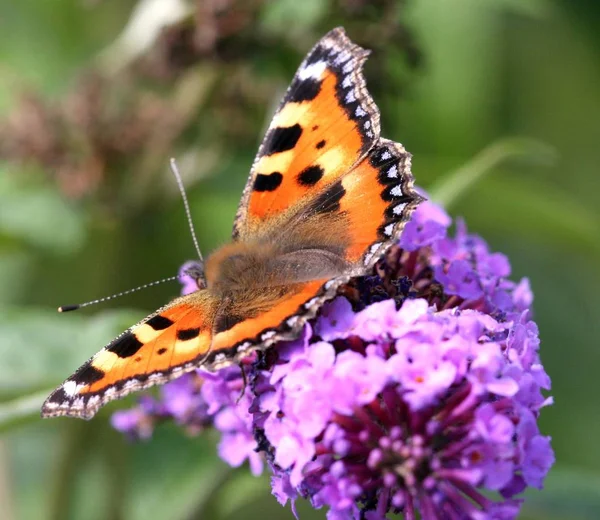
left=112, top=201, right=554, bottom=520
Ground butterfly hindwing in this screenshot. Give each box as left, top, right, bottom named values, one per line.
left=42, top=291, right=217, bottom=419
left=234, top=27, right=381, bottom=238
left=208, top=279, right=330, bottom=368
left=332, top=138, right=421, bottom=269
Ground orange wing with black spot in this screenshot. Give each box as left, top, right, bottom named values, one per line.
left=234, top=27, right=381, bottom=238
left=42, top=291, right=217, bottom=419
left=202, top=139, right=421, bottom=369
left=335, top=138, right=420, bottom=269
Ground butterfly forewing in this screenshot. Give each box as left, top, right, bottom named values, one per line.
left=234, top=28, right=381, bottom=238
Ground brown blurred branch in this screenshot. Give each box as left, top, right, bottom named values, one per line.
left=0, top=0, right=421, bottom=213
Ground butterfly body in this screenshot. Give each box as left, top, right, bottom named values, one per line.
left=205, top=214, right=350, bottom=293
left=43, top=28, right=422, bottom=419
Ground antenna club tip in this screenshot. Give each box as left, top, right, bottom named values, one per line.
left=58, top=304, right=79, bottom=313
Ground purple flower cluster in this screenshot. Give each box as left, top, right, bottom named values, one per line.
left=112, top=201, right=554, bottom=519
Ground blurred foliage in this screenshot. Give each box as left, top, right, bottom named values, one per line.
left=0, top=0, right=599, bottom=519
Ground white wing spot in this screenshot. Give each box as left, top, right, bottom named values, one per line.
left=381, top=151, right=392, bottom=161
left=387, top=165, right=398, bottom=178
left=364, top=243, right=382, bottom=265
left=63, top=381, right=79, bottom=397
left=334, top=50, right=351, bottom=66
left=384, top=223, right=394, bottom=236
left=342, top=61, right=353, bottom=74
left=390, top=185, right=404, bottom=198
left=355, top=106, right=366, bottom=117
left=342, top=75, right=353, bottom=89
left=393, top=202, right=408, bottom=215
left=345, top=91, right=356, bottom=104
left=298, top=61, right=327, bottom=81
left=364, top=120, right=371, bottom=129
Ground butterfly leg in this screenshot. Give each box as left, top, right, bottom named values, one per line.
left=236, top=362, right=248, bottom=404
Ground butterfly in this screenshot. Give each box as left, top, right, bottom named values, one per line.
left=42, top=27, right=423, bottom=419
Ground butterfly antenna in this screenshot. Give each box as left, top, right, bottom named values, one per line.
left=58, top=275, right=180, bottom=312
left=169, top=157, right=203, bottom=263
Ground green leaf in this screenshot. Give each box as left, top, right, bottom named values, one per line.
left=260, top=0, right=327, bottom=37
left=0, top=252, right=33, bottom=305
left=0, top=389, right=52, bottom=432
left=429, top=137, right=557, bottom=210
left=405, top=0, right=504, bottom=154
left=521, top=466, right=600, bottom=520
left=0, top=306, right=142, bottom=394
left=467, top=175, right=600, bottom=255
left=0, top=172, right=86, bottom=253
left=203, top=471, right=270, bottom=520
left=495, top=0, right=555, bottom=18
left=126, top=428, right=230, bottom=520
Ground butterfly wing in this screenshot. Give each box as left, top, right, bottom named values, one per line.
left=327, top=138, right=422, bottom=270
left=202, top=140, right=422, bottom=370
left=233, top=27, right=381, bottom=238
left=207, top=29, right=422, bottom=370
left=42, top=290, right=217, bottom=419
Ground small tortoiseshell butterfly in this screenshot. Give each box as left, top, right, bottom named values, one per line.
left=42, top=28, right=423, bottom=419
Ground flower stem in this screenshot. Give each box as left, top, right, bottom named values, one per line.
left=429, top=137, right=556, bottom=210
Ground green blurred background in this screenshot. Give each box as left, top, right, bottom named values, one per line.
left=0, top=0, right=599, bottom=519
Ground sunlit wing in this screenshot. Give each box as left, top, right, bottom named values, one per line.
left=233, top=27, right=381, bottom=238
left=204, top=141, right=422, bottom=371
left=207, top=279, right=330, bottom=369
left=42, top=291, right=216, bottom=419
left=332, top=138, right=422, bottom=269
